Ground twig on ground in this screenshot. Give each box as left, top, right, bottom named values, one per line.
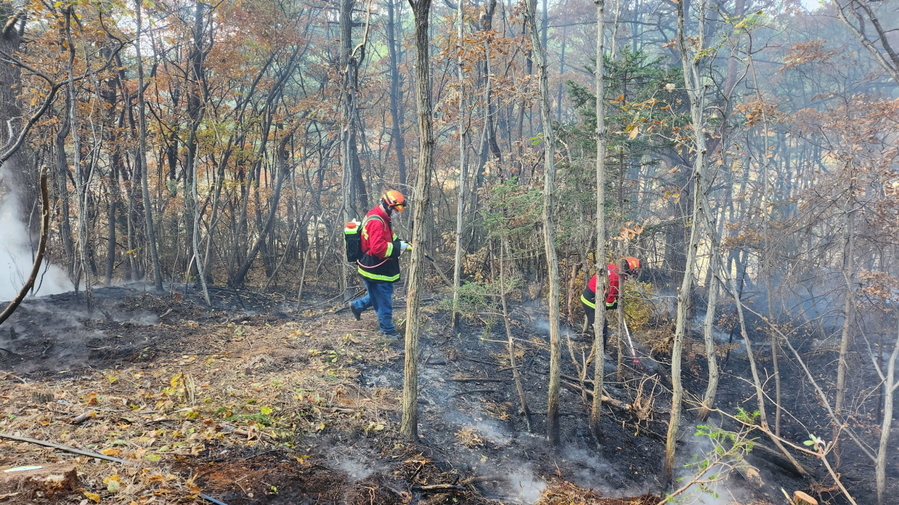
left=411, top=484, right=466, bottom=493
left=0, top=432, right=131, bottom=465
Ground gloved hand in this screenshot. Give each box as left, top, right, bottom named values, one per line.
left=400, top=241, right=412, bottom=252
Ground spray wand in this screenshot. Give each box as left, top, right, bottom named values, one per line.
left=404, top=243, right=453, bottom=287
left=622, top=317, right=642, bottom=369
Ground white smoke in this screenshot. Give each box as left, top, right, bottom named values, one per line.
left=672, top=423, right=761, bottom=505
left=0, top=189, right=72, bottom=301
left=506, top=466, right=546, bottom=504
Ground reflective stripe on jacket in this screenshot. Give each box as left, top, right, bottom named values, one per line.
left=580, top=292, right=596, bottom=310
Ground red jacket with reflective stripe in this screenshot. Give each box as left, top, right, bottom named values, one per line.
left=357, top=204, right=402, bottom=282
left=585, top=264, right=622, bottom=307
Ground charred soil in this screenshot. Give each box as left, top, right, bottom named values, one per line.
left=0, top=283, right=886, bottom=504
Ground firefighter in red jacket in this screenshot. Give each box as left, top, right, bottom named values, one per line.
left=348, top=191, right=410, bottom=338
left=581, top=256, right=640, bottom=344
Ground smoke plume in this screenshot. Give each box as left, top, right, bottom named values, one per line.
left=0, top=188, right=72, bottom=301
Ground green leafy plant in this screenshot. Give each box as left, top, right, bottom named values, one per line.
left=661, top=410, right=760, bottom=503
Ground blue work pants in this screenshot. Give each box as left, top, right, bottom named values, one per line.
left=352, top=278, right=396, bottom=335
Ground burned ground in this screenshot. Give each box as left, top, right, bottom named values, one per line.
left=0, top=283, right=889, bottom=504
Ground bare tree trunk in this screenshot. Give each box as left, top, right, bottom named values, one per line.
left=54, top=98, right=76, bottom=279
left=386, top=0, right=407, bottom=187
left=665, top=0, right=709, bottom=484
left=589, top=0, right=608, bottom=442
left=554, top=0, right=569, bottom=124
left=500, top=239, right=532, bottom=431
left=64, top=8, right=92, bottom=307
left=698, top=229, right=722, bottom=421
left=340, top=0, right=367, bottom=218
left=875, top=313, right=899, bottom=505
left=182, top=2, right=208, bottom=278
left=339, top=0, right=365, bottom=301
left=189, top=147, right=210, bottom=305
left=134, top=0, right=163, bottom=292
left=400, top=0, right=433, bottom=440
left=833, top=201, right=856, bottom=467
left=524, top=0, right=562, bottom=446
left=451, top=0, right=468, bottom=330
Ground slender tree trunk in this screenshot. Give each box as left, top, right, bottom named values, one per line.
left=64, top=8, right=92, bottom=307
left=589, top=0, right=608, bottom=442
left=554, top=0, right=569, bottom=124
left=386, top=0, right=407, bottom=187
left=339, top=0, right=364, bottom=301
left=524, top=0, right=562, bottom=445
left=182, top=2, right=207, bottom=277
left=106, top=154, right=121, bottom=286
left=743, top=43, right=784, bottom=438
left=134, top=0, right=163, bottom=292
left=501, top=239, right=532, bottom=431
left=665, top=0, right=708, bottom=483
left=400, top=0, right=433, bottom=440
left=451, top=0, right=468, bottom=330
left=190, top=145, right=210, bottom=305
left=664, top=161, right=701, bottom=486
left=340, top=0, right=367, bottom=218
left=54, top=98, right=76, bottom=279
left=833, top=200, right=856, bottom=467
left=875, top=314, right=899, bottom=505
left=698, top=224, right=721, bottom=421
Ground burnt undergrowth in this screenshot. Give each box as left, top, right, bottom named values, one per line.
left=0, top=282, right=890, bottom=504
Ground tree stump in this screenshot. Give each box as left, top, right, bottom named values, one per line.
left=792, top=490, right=818, bottom=505
left=0, top=463, right=78, bottom=498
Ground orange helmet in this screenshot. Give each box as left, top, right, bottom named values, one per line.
left=624, top=257, right=641, bottom=270
left=382, top=190, right=407, bottom=212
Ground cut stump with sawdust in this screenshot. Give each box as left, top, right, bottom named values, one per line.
left=0, top=463, right=78, bottom=499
